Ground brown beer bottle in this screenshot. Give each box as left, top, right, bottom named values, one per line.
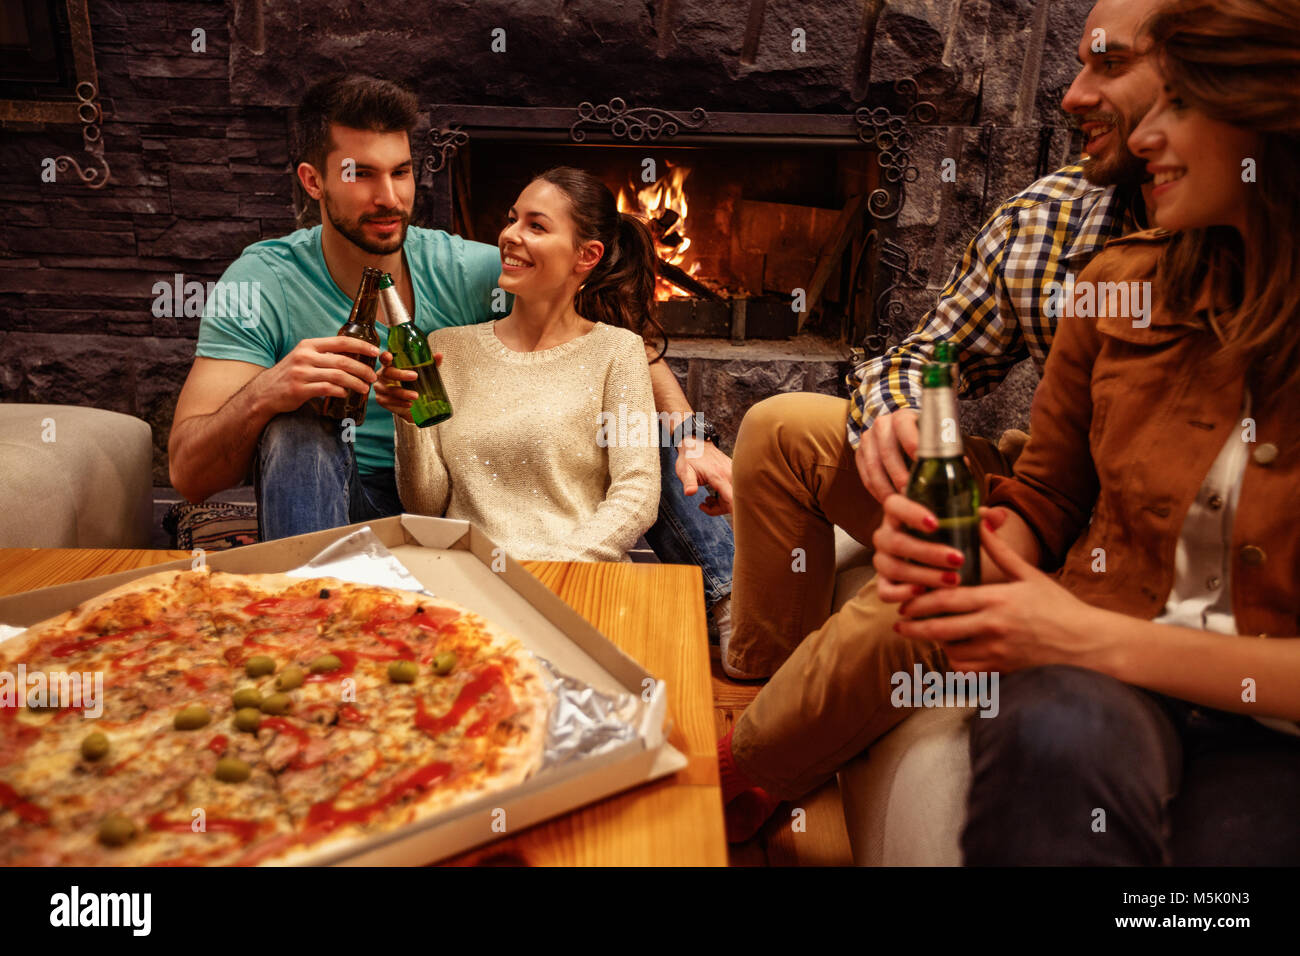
left=320, top=266, right=382, bottom=426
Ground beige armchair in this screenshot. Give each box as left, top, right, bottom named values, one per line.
left=0, top=403, right=153, bottom=548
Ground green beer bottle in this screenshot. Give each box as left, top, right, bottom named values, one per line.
left=320, top=266, right=382, bottom=426
left=905, top=350, right=981, bottom=585
left=377, top=273, right=452, bottom=427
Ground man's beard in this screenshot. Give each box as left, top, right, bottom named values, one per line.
left=321, top=189, right=410, bottom=255
left=1078, top=110, right=1149, bottom=188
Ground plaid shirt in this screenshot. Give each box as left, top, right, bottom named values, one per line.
left=845, top=164, right=1144, bottom=448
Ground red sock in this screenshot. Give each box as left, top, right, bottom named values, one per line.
left=717, top=727, right=783, bottom=843
left=717, top=727, right=757, bottom=804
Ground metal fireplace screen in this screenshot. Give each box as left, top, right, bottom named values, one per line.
left=416, top=101, right=928, bottom=346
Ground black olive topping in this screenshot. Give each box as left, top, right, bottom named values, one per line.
left=319, top=588, right=330, bottom=599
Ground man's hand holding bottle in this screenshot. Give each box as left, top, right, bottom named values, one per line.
left=256, top=336, right=381, bottom=415
left=854, top=407, right=921, bottom=503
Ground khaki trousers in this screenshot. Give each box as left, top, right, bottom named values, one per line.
left=728, top=392, right=1009, bottom=799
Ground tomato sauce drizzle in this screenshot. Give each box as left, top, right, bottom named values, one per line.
left=48, top=622, right=165, bottom=660
left=207, top=734, right=228, bottom=755
left=259, top=717, right=327, bottom=770
left=0, top=781, right=49, bottom=825
left=304, top=760, right=454, bottom=832
left=242, top=597, right=332, bottom=619
left=413, top=665, right=510, bottom=739
left=0, top=705, right=41, bottom=759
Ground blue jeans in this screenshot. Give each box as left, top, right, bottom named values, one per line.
left=962, top=664, right=1300, bottom=865
left=253, top=408, right=736, bottom=608
left=646, top=443, right=735, bottom=608
left=253, top=407, right=403, bottom=541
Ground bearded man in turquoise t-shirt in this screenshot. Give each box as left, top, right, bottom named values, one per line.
left=168, top=76, right=737, bottom=640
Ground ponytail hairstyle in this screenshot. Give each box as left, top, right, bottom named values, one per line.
left=1143, top=0, right=1300, bottom=397
left=532, top=166, right=669, bottom=362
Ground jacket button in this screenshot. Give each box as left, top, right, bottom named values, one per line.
left=1240, top=545, right=1266, bottom=567
left=1254, top=443, right=1279, bottom=465
left=1207, top=494, right=1224, bottom=511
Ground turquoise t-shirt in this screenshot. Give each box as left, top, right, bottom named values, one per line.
left=195, top=226, right=509, bottom=475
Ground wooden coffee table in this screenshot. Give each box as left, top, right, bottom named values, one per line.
left=0, top=548, right=726, bottom=866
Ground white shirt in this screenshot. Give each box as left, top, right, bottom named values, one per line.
left=1153, top=393, right=1298, bottom=736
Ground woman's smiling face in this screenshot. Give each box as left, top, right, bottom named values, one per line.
left=497, top=179, right=603, bottom=296
left=1129, top=82, right=1260, bottom=235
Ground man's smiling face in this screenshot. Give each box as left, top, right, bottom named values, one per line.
left=317, top=124, right=415, bottom=256
left=1061, top=0, right=1163, bottom=187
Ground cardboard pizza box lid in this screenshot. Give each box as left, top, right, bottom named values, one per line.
left=0, top=515, right=687, bottom=866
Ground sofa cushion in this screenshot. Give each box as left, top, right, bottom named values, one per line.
left=838, top=705, right=975, bottom=866
left=831, top=525, right=972, bottom=866
left=0, top=403, right=152, bottom=548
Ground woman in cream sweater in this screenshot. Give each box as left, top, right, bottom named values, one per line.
left=375, top=167, right=662, bottom=562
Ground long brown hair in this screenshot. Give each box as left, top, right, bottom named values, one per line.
left=1144, top=0, right=1300, bottom=396
left=532, top=166, right=669, bottom=362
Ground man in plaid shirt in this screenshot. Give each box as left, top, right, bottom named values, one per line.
left=716, top=0, right=1163, bottom=842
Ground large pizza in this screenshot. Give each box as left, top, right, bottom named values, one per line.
left=0, top=567, right=550, bottom=866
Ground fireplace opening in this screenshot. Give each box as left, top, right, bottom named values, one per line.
left=453, top=142, right=879, bottom=342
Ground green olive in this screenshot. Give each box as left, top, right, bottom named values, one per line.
left=260, top=692, right=292, bottom=715
left=98, top=814, right=136, bottom=847
left=231, top=687, right=263, bottom=710
left=244, top=655, right=276, bottom=678
left=432, top=652, right=457, bottom=676
left=233, top=707, right=262, bottom=733
left=387, top=660, right=418, bottom=683
left=80, top=731, right=110, bottom=761
left=173, top=704, right=211, bottom=731
left=276, top=665, right=305, bottom=691
left=214, top=756, right=252, bottom=783
left=310, top=654, right=341, bottom=673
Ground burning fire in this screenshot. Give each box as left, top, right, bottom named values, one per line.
left=617, top=161, right=700, bottom=300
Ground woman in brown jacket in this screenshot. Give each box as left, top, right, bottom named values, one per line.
left=872, top=0, right=1300, bottom=864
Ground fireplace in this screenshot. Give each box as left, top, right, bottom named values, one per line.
left=413, top=98, right=932, bottom=349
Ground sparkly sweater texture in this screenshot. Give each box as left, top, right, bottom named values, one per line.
left=394, top=320, right=661, bottom=562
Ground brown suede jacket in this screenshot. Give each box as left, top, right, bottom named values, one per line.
left=987, top=229, right=1299, bottom=639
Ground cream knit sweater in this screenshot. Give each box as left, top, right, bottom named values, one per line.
left=393, top=320, right=661, bottom=562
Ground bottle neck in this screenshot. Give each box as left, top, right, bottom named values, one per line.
left=349, top=269, right=382, bottom=328
left=916, top=385, right=964, bottom=458
left=379, top=284, right=412, bottom=326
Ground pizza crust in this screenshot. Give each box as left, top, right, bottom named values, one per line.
left=0, top=568, right=208, bottom=664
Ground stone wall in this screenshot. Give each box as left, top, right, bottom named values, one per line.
left=1, top=0, right=1091, bottom=484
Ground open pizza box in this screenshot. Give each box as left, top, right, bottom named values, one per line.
left=0, top=514, right=688, bottom=866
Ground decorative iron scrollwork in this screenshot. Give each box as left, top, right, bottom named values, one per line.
left=854, top=79, right=937, bottom=220
left=862, top=232, right=918, bottom=355
left=423, top=125, right=470, bottom=176
left=570, top=98, right=707, bottom=142
left=53, top=81, right=110, bottom=189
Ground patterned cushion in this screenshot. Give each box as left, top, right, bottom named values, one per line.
left=163, top=502, right=259, bottom=551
